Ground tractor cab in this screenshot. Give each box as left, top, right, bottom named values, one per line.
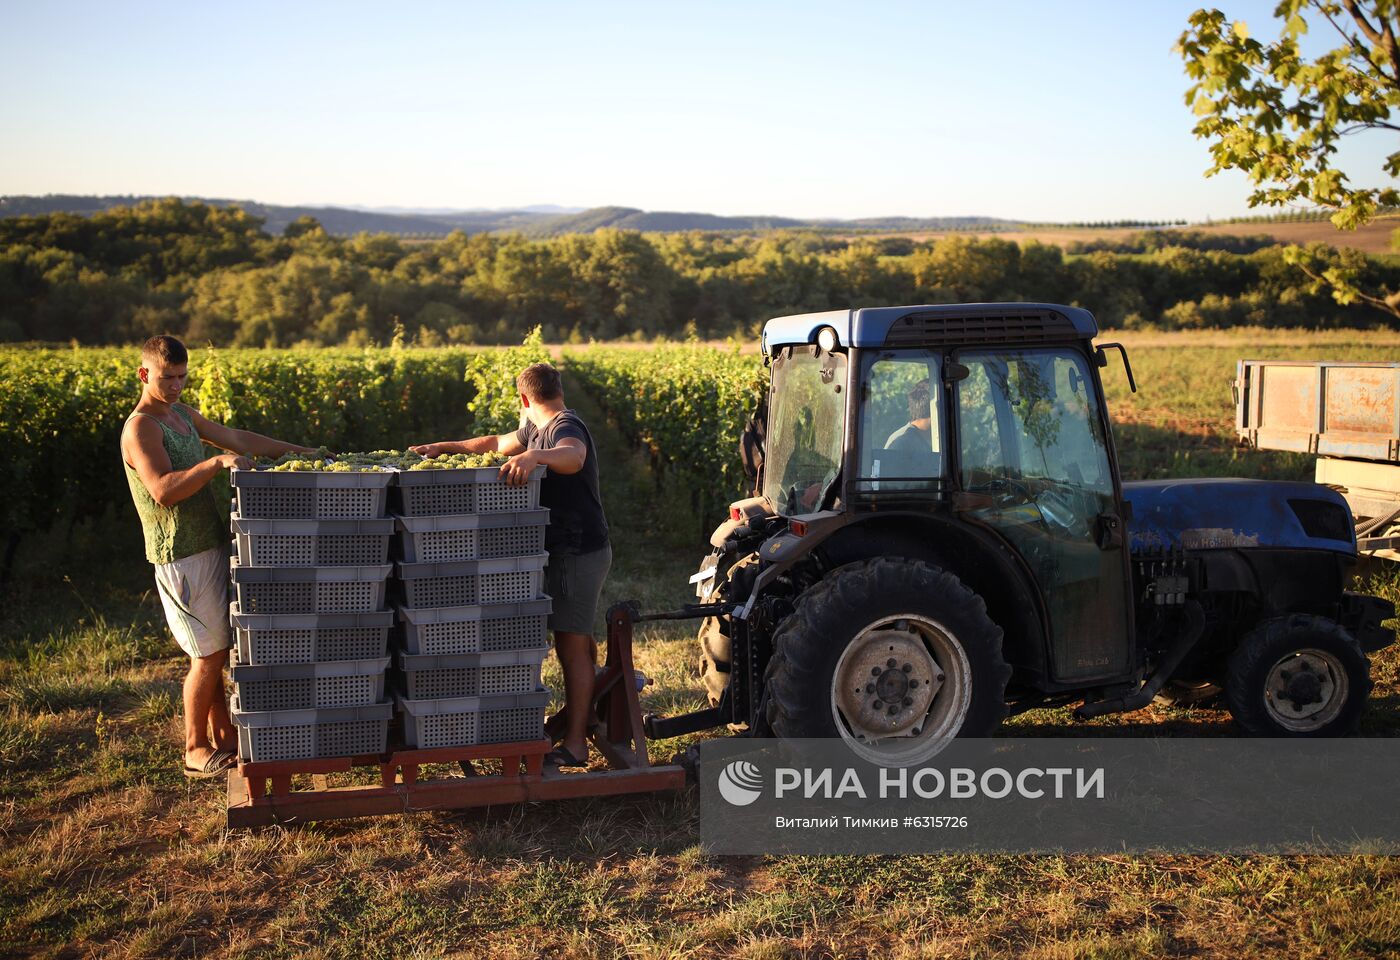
left=759, top=305, right=1138, bottom=687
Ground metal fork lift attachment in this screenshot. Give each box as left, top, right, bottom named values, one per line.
left=226, top=602, right=687, bottom=828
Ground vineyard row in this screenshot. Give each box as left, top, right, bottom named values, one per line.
left=0, top=340, right=761, bottom=558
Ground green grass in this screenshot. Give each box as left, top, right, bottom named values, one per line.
left=1, top=331, right=1398, bottom=958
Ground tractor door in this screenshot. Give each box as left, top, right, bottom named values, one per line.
left=953, top=347, right=1134, bottom=682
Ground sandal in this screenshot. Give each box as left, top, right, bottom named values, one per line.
left=183, top=748, right=236, bottom=779
left=544, top=745, right=589, bottom=769
left=544, top=712, right=600, bottom=743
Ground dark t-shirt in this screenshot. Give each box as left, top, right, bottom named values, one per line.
left=516, top=410, right=609, bottom=555
left=884, top=422, right=929, bottom=452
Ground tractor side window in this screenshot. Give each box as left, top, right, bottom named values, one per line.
left=956, top=350, right=1111, bottom=496
left=857, top=350, right=943, bottom=493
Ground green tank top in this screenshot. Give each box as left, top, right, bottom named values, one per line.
left=123, top=406, right=227, bottom=564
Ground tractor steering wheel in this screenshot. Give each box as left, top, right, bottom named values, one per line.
left=968, top=474, right=1033, bottom=507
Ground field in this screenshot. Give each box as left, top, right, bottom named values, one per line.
left=1, top=331, right=1398, bottom=958
left=870, top=215, right=1400, bottom=256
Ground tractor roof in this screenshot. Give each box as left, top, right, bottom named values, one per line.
left=762, top=303, right=1098, bottom=353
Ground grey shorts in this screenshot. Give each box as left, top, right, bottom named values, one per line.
left=544, top=543, right=612, bottom=635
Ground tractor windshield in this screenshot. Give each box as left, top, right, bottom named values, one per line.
left=762, top=346, right=847, bottom=515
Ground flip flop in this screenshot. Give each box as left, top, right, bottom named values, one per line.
left=544, top=745, right=588, bottom=769
left=545, top=713, right=600, bottom=744
left=183, top=748, right=236, bottom=779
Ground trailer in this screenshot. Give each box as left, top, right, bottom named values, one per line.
left=1235, top=359, right=1400, bottom=560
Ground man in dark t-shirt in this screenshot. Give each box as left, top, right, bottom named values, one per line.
left=411, top=362, right=610, bottom=769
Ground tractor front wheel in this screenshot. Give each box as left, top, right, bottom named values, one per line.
left=1224, top=615, right=1372, bottom=736
left=763, top=558, right=1010, bottom=764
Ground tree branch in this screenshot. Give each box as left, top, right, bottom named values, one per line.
left=1291, top=253, right=1400, bottom=319
left=1338, top=120, right=1400, bottom=134
left=1336, top=0, right=1400, bottom=85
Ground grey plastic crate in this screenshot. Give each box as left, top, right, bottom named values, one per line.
left=393, top=509, right=549, bottom=563
left=231, top=467, right=393, bottom=520
left=396, top=554, right=547, bottom=609
left=395, top=690, right=548, bottom=749
left=392, top=465, right=544, bottom=516
left=396, top=647, right=545, bottom=700
left=230, top=558, right=391, bottom=614
left=231, top=656, right=389, bottom=710
left=231, top=605, right=392, bottom=664
left=232, top=694, right=391, bottom=762
left=396, top=598, right=553, bottom=655
left=233, top=517, right=394, bottom=567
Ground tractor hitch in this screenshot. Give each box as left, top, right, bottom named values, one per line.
left=608, top=600, right=740, bottom=741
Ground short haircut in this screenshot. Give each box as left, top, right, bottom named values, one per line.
left=908, top=378, right=931, bottom=421
left=517, top=363, right=563, bottom=402
left=141, top=334, right=188, bottom=367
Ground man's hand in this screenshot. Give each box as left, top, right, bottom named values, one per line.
left=499, top=450, right=541, bottom=486
left=217, top=453, right=254, bottom=471
left=409, top=442, right=449, bottom=458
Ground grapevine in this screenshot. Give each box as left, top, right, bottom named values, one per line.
left=0, top=346, right=519, bottom=540
left=564, top=344, right=765, bottom=525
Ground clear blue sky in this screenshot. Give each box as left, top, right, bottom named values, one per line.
left=1, top=0, right=1393, bottom=222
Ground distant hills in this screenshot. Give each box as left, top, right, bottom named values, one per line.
left=0, top=194, right=1026, bottom=238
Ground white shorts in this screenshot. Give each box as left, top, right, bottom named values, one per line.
left=154, top=547, right=232, bottom=659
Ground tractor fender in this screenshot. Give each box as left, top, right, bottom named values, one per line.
left=746, top=511, right=1056, bottom=693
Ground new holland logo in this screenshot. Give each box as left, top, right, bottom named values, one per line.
left=717, top=759, right=764, bottom=806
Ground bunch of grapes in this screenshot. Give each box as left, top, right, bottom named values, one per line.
left=268, top=459, right=328, bottom=472
left=252, top=447, right=508, bottom=472
left=260, top=448, right=396, bottom=472
left=257, top=447, right=333, bottom=469
left=333, top=449, right=423, bottom=469
left=409, top=451, right=509, bottom=470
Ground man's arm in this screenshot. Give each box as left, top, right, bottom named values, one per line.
left=181, top=405, right=315, bottom=458
left=122, top=417, right=249, bottom=507
left=410, top=432, right=525, bottom=459
left=499, top=437, right=585, bottom=486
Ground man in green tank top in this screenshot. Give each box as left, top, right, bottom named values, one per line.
left=121, top=335, right=315, bottom=778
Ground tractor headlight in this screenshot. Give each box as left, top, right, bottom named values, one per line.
left=816, top=326, right=839, bottom=353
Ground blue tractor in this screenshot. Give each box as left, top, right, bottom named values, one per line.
left=654, top=303, right=1394, bottom=762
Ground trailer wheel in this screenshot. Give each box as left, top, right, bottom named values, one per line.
left=1224, top=615, right=1372, bottom=736
left=763, top=557, right=1009, bottom=764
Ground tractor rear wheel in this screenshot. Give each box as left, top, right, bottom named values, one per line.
left=763, top=557, right=1010, bottom=764
left=1224, top=615, right=1372, bottom=736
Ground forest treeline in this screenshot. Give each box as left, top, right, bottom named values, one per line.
left=2, top=198, right=1397, bottom=346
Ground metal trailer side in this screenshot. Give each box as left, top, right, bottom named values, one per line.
left=1235, top=359, right=1400, bottom=559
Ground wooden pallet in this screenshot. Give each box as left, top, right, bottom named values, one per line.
left=226, top=603, right=687, bottom=827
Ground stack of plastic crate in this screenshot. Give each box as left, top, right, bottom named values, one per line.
left=392, top=465, right=552, bottom=749
left=227, top=468, right=396, bottom=762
